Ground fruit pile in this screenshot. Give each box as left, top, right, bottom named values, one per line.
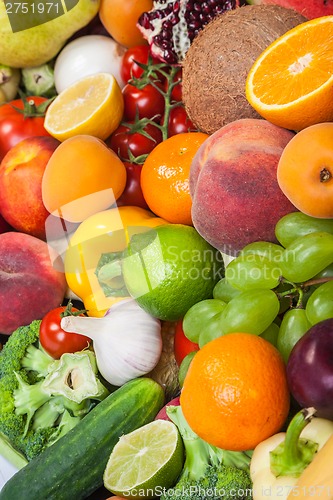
left=0, top=0, right=333, bottom=499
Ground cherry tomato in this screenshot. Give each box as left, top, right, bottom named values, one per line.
left=0, top=96, right=51, bottom=162
left=107, top=121, right=162, bottom=161
left=121, top=45, right=160, bottom=84
left=174, top=319, right=199, bottom=367
left=39, top=302, right=90, bottom=359
left=167, top=106, right=198, bottom=137
left=122, top=83, right=165, bottom=121
left=116, top=162, right=149, bottom=209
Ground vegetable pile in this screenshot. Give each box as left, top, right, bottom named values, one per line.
left=0, top=1, right=333, bottom=499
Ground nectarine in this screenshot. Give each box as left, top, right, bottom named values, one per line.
left=0, top=232, right=67, bottom=335
left=0, top=136, right=60, bottom=240
left=190, top=118, right=298, bottom=255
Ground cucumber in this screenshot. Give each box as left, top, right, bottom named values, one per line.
left=0, top=377, right=164, bottom=500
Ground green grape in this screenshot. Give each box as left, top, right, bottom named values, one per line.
left=178, top=351, right=196, bottom=388
left=182, top=298, right=226, bottom=343
left=213, top=277, right=240, bottom=302
left=313, top=262, right=333, bottom=280
left=219, top=289, right=280, bottom=335
left=305, top=280, right=333, bottom=325
left=280, top=231, right=333, bottom=283
left=277, top=308, right=311, bottom=363
left=275, top=212, right=333, bottom=248
left=225, top=254, right=282, bottom=291
left=260, top=322, right=280, bottom=347
left=198, top=323, right=225, bottom=348
left=240, top=241, right=285, bottom=262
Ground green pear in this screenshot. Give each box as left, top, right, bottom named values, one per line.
left=0, top=0, right=100, bottom=68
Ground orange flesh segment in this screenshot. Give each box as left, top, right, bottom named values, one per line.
left=251, top=23, right=333, bottom=105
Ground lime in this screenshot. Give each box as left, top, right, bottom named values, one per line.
left=103, top=419, right=184, bottom=499
left=122, top=224, right=225, bottom=321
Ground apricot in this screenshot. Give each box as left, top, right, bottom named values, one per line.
left=41, top=135, right=127, bottom=223
left=190, top=118, right=298, bottom=256
left=277, top=123, right=333, bottom=219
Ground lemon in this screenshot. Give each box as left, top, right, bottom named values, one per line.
left=122, top=224, right=225, bottom=321
left=44, top=72, right=124, bottom=141
left=103, top=419, right=184, bottom=499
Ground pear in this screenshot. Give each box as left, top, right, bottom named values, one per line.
left=0, top=0, right=100, bottom=68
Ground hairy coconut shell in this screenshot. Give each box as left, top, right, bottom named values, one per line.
left=182, top=5, right=307, bottom=135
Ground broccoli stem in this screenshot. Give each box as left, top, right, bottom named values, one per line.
left=21, top=344, right=55, bottom=377
left=13, top=373, right=51, bottom=435
left=167, top=405, right=212, bottom=480
left=166, top=405, right=252, bottom=482
left=32, top=400, right=63, bottom=430
left=0, top=432, right=28, bottom=470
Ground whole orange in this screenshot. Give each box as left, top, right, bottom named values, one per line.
left=99, top=0, right=152, bottom=48
left=180, top=332, right=290, bottom=451
left=140, top=132, right=209, bottom=225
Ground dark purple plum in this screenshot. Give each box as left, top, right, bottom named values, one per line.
left=286, top=318, right=333, bottom=419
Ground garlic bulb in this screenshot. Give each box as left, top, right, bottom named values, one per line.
left=60, top=299, right=163, bottom=387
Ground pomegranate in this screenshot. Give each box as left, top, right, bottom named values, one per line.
left=137, top=0, right=239, bottom=64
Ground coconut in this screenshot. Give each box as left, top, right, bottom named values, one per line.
left=182, top=4, right=307, bottom=135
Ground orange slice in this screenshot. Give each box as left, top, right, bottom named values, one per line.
left=246, top=16, right=333, bottom=131
left=44, top=73, right=124, bottom=141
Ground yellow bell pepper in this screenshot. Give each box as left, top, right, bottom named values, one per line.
left=64, top=206, right=167, bottom=317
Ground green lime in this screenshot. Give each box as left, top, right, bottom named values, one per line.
left=103, top=419, right=184, bottom=499
left=122, top=224, right=225, bottom=321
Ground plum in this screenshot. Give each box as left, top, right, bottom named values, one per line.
left=286, top=318, right=333, bottom=419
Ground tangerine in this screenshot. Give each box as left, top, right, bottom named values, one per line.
left=140, top=132, right=209, bottom=225
left=99, top=0, right=152, bottom=48
left=180, top=332, right=290, bottom=451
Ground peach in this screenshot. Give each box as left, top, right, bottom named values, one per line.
left=0, top=136, right=60, bottom=240
left=190, top=119, right=298, bottom=256
left=0, top=232, right=67, bottom=335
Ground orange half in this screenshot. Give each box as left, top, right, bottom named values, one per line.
left=246, top=16, right=333, bottom=131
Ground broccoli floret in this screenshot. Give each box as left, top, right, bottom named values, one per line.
left=0, top=320, right=110, bottom=464
left=161, top=406, right=253, bottom=500
left=0, top=321, right=41, bottom=378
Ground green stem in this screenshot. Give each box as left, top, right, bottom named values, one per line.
left=149, top=65, right=181, bottom=141
left=270, top=407, right=318, bottom=478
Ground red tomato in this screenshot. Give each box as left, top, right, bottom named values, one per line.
left=122, top=83, right=165, bottom=121
left=108, top=121, right=162, bottom=161
left=167, top=106, right=198, bottom=137
left=0, top=96, right=51, bottom=162
left=121, top=45, right=155, bottom=83
left=116, top=162, right=149, bottom=209
left=174, top=319, right=199, bottom=366
left=39, top=302, right=90, bottom=359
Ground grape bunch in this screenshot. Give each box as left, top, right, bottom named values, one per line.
left=183, top=212, right=333, bottom=363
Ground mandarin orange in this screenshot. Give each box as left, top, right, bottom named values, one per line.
left=180, top=332, right=290, bottom=451
left=140, top=132, right=209, bottom=225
